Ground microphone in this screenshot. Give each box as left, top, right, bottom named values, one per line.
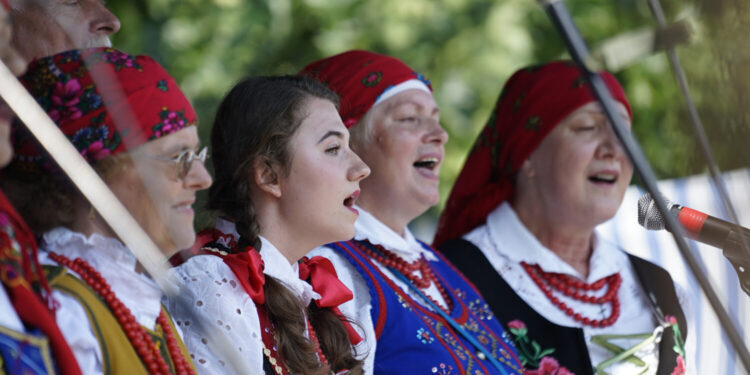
left=638, top=193, right=750, bottom=263
left=587, top=19, right=694, bottom=72
left=638, top=193, right=750, bottom=295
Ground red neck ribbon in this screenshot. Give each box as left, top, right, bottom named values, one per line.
left=299, top=256, right=364, bottom=345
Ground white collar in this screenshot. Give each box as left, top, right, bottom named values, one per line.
left=259, top=236, right=320, bottom=305
left=41, top=227, right=163, bottom=326
left=486, top=202, right=621, bottom=282
left=353, top=206, right=437, bottom=262
left=214, top=218, right=320, bottom=305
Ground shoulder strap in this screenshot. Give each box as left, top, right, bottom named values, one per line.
left=627, top=254, right=688, bottom=375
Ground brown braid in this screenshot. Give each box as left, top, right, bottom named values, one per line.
left=208, top=75, right=363, bottom=374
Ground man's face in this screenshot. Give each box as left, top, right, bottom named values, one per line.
left=10, top=0, right=120, bottom=61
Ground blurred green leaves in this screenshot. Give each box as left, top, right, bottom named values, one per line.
left=108, top=0, right=750, bottom=211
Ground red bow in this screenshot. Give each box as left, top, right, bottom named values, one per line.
left=299, top=256, right=363, bottom=345
left=223, top=248, right=266, bottom=305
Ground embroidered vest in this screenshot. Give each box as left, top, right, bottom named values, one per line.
left=0, top=190, right=80, bottom=375
left=0, top=324, right=56, bottom=374
left=44, top=266, right=196, bottom=374
left=438, top=238, right=688, bottom=375
left=327, top=239, right=523, bottom=375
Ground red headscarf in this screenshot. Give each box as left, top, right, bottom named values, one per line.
left=433, top=61, right=631, bottom=247
left=299, top=50, right=431, bottom=128
left=13, top=47, right=197, bottom=172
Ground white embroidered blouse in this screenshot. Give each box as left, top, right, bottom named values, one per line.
left=464, top=202, right=693, bottom=375
left=37, top=227, right=168, bottom=375
left=166, top=219, right=320, bottom=375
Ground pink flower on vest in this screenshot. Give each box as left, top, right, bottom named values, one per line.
left=525, top=356, right=574, bottom=375
left=670, top=355, right=686, bottom=375
left=508, top=320, right=526, bottom=330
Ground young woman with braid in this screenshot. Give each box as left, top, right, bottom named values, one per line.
left=167, top=76, right=370, bottom=375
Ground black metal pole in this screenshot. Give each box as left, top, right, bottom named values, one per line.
left=538, top=0, right=750, bottom=371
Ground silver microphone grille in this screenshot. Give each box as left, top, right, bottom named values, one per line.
left=637, top=193, right=674, bottom=230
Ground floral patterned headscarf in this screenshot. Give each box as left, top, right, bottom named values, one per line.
left=433, top=61, right=631, bottom=247
left=299, top=50, right=432, bottom=128
left=13, top=47, right=196, bottom=172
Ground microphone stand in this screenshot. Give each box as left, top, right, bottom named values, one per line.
left=646, top=0, right=750, bottom=296
left=537, top=0, right=750, bottom=372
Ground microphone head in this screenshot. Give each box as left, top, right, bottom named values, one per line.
left=637, top=193, right=674, bottom=230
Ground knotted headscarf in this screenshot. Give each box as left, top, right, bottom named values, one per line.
left=433, top=61, right=631, bottom=247
left=13, top=47, right=196, bottom=173
left=299, top=50, right=431, bottom=128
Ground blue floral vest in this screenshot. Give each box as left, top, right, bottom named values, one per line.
left=0, top=325, right=56, bottom=374
left=327, top=240, right=523, bottom=375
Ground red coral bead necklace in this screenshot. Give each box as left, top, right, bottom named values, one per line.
left=360, top=243, right=453, bottom=313
left=521, top=261, right=621, bottom=328
left=49, top=252, right=195, bottom=375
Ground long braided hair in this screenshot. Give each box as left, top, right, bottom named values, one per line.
left=208, top=75, right=363, bottom=375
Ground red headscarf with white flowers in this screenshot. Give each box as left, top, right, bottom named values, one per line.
left=13, top=47, right=196, bottom=172
left=433, top=61, right=631, bottom=247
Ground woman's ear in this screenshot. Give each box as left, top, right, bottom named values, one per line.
left=252, top=157, right=282, bottom=198
left=519, top=158, right=535, bottom=179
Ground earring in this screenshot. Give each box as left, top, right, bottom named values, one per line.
left=89, top=205, right=96, bottom=220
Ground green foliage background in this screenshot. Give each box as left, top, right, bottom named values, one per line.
left=107, top=0, right=750, bottom=227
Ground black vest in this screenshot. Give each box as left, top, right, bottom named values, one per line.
left=439, top=238, right=687, bottom=375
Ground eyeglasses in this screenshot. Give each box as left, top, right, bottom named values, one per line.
left=139, top=146, right=208, bottom=180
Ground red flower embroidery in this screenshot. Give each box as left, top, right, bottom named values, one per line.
left=525, top=356, right=573, bottom=375
left=508, top=320, right=526, bottom=330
